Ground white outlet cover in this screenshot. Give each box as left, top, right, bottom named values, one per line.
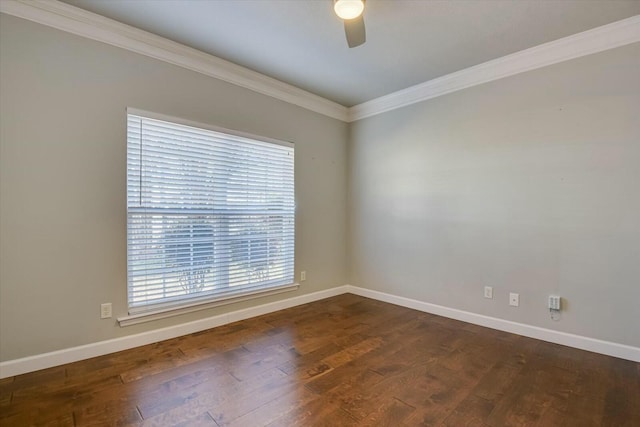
left=484, top=286, right=493, bottom=299
left=509, top=293, right=519, bottom=307
left=101, top=303, right=112, bottom=319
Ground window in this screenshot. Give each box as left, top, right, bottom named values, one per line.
left=126, top=111, right=295, bottom=316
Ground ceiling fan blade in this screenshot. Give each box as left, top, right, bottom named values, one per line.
left=344, top=15, right=366, bottom=48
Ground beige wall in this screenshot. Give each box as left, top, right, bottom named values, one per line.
left=348, top=43, right=640, bottom=347
left=0, top=15, right=348, bottom=361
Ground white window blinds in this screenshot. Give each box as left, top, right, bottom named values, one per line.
left=127, top=112, right=294, bottom=313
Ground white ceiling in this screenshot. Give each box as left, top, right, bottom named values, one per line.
left=62, top=0, right=640, bottom=107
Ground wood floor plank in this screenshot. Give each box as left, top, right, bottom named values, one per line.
left=0, top=366, right=66, bottom=395
left=0, top=391, right=11, bottom=408
left=393, top=362, right=477, bottom=425
left=1, top=294, right=638, bottom=426
left=135, top=370, right=239, bottom=419
left=170, top=412, right=218, bottom=427
left=0, top=407, right=75, bottom=427
left=485, top=359, right=577, bottom=426
left=10, top=373, right=124, bottom=409
left=137, top=366, right=242, bottom=419
left=224, top=385, right=317, bottom=427
left=601, top=357, right=640, bottom=427
left=356, top=397, right=415, bottom=426
left=208, top=370, right=299, bottom=425
left=276, top=341, right=342, bottom=376
left=139, top=367, right=285, bottom=423
left=225, top=344, right=296, bottom=381
left=140, top=410, right=216, bottom=427
left=73, top=399, right=142, bottom=426
left=441, top=394, right=494, bottom=427
left=265, top=395, right=358, bottom=427
left=317, top=366, right=385, bottom=414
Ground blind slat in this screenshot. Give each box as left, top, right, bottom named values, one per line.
left=127, top=114, right=295, bottom=311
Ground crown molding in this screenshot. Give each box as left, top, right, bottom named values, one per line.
left=349, top=15, right=640, bottom=122
left=0, top=0, right=350, bottom=122
left=2, top=1, right=638, bottom=123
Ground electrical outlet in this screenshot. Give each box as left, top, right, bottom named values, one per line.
left=484, top=286, right=493, bottom=299
left=549, top=295, right=561, bottom=310
left=300, top=271, right=306, bottom=282
left=509, top=293, right=519, bottom=307
left=101, top=303, right=112, bottom=319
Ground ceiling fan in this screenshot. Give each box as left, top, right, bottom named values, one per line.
left=334, top=0, right=366, bottom=48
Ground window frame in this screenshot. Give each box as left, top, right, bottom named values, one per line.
left=120, top=108, right=297, bottom=326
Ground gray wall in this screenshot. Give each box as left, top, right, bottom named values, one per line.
left=349, top=43, right=640, bottom=347
left=2, top=12, right=639, bottom=363
left=0, top=15, right=348, bottom=361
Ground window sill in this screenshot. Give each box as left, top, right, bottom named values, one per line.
left=117, top=283, right=300, bottom=327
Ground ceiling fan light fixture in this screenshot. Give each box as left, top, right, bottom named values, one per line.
left=334, top=0, right=364, bottom=20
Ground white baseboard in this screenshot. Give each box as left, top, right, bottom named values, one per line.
left=0, top=285, right=349, bottom=378
left=345, top=285, right=640, bottom=363
left=2, top=283, right=637, bottom=378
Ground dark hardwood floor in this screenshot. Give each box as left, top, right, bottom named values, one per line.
left=1, top=294, right=638, bottom=426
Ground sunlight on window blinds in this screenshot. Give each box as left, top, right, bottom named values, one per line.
left=127, top=114, right=294, bottom=313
